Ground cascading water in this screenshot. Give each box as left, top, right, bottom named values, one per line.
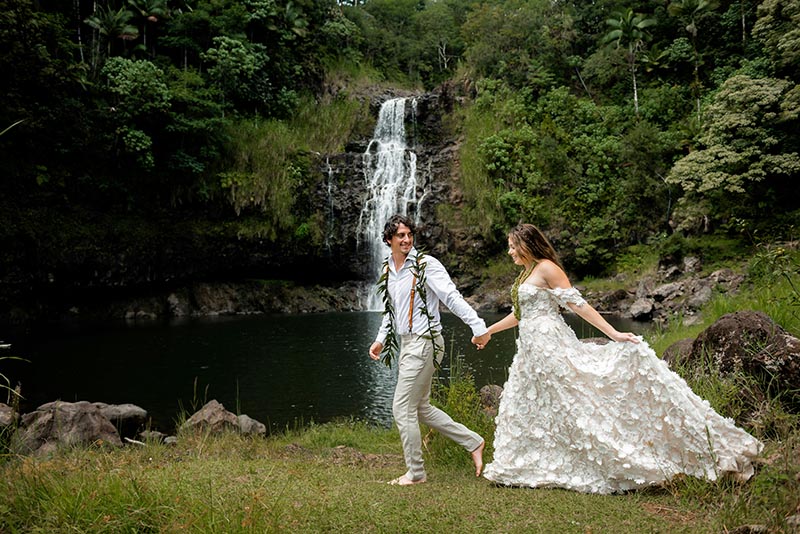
left=324, top=157, right=334, bottom=254
left=358, top=97, right=422, bottom=310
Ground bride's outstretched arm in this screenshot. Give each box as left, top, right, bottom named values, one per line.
left=566, top=301, right=639, bottom=343
left=473, top=312, right=518, bottom=350
left=487, top=312, right=518, bottom=336
left=540, top=260, right=639, bottom=344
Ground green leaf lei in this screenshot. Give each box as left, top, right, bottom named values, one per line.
left=377, top=249, right=443, bottom=368
left=511, top=264, right=535, bottom=321
left=410, top=250, right=444, bottom=366
left=376, top=260, right=399, bottom=368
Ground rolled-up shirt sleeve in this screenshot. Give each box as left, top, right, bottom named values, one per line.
left=425, top=257, right=488, bottom=337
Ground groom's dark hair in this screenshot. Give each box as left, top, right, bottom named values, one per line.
left=383, top=214, right=416, bottom=246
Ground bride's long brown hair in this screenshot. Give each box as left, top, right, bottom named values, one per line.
left=509, top=224, right=563, bottom=269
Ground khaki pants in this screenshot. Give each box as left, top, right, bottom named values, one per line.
left=393, top=333, right=483, bottom=481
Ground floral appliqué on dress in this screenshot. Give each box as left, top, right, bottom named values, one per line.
left=482, top=284, right=763, bottom=494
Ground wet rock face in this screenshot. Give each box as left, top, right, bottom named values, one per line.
left=314, top=88, right=461, bottom=281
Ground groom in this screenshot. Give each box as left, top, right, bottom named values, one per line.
left=368, top=214, right=489, bottom=485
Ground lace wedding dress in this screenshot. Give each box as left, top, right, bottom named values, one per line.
left=482, top=284, right=763, bottom=494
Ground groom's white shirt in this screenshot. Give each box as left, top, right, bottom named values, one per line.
left=374, top=247, right=488, bottom=345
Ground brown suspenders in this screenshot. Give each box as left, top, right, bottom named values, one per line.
left=408, top=274, right=416, bottom=333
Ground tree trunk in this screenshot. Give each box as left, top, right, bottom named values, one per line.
left=630, top=58, right=639, bottom=115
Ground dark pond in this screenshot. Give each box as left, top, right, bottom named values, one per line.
left=3, top=312, right=648, bottom=434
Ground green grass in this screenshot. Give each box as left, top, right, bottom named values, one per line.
left=0, top=423, right=761, bottom=534
left=1, top=412, right=796, bottom=534
left=2, top=351, right=797, bottom=533
left=220, top=86, right=371, bottom=233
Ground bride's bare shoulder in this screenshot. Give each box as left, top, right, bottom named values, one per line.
left=537, top=260, right=570, bottom=286
left=536, top=259, right=563, bottom=275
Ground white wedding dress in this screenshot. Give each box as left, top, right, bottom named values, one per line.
left=482, top=284, right=763, bottom=494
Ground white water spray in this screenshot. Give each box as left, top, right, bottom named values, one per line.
left=358, top=97, right=422, bottom=310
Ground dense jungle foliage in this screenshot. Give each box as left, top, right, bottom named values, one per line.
left=1, top=0, right=799, bottom=279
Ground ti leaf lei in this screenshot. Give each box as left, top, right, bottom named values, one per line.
left=377, top=249, right=443, bottom=368
left=410, top=250, right=444, bottom=366
left=511, top=264, right=535, bottom=321
left=375, top=261, right=399, bottom=368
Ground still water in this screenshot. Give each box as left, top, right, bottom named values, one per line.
left=5, top=312, right=647, bottom=434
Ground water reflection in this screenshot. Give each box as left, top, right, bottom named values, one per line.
left=6, top=311, right=648, bottom=433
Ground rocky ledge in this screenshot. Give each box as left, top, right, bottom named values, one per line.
left=62, top=280, right=366, bottom=321
left=466, top=255, right=744, bottom=326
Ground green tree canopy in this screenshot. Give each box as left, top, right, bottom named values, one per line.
left=667, top=74, right=800, bottom=233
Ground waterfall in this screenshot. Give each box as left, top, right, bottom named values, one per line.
left=358, top=97, right=422, bottom=310
left=324, top=157, right=334, bottom=254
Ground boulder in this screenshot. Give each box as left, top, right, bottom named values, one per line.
left=658, top=265, right=682, bottom=281
left=182, top=400, right=268, bottom=436
left=629, top=298, right=655, bottom=320
left=593, top=288, right=630, bottom=313
left=661, top=338, right=695, bottom=368
left=479, top=384, right=503, bottom=418
left=238, top=414, right=267, bottom=436
left=0, top=402, right=18, bottom=428
left=181, top=400, right=239, bottom=433
left=651, top=282, right=684, bottom=302
left=635, top=277, right=656, bottom=299
left=167, top=291, right=191, bottom=317
left=691, top=311, right=800, bottom=406
left=93, top=402, right=148, bottom=440
left=682, top=256, right=702, bottom=273
left=708, top=268, right=743, bottom=286
left=468, top=288, right=510, bottom=313
left=685, top=282, right=713, bottom=310
left=11, top=400, right=122, bottom=456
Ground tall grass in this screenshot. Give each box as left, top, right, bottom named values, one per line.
left=452, top=83, right=519, bottom=236
left=290, top=93, right=372, bottom=155
left=219, top=118, right=306, bottom=240
left=219, top=88, right=371, bottom=238
left=425, top=351, right=496, bottom=470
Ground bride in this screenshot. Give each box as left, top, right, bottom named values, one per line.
left=473, top=223, right=763, bottom=494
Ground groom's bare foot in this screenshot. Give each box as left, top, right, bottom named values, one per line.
left=387, top=475, right=426, bottom=486
left=471, top=440, right=485, bottom=477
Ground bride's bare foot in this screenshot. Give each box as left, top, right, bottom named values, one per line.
left=471, top=440, right=485, bottom=477
left=387, top=475, right=426, bottom=486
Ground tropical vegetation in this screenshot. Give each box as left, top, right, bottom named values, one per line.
left=1, top=0, right=798, bottom=282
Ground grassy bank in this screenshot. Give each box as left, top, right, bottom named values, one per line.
left=2, top=248, right=799, bottom=533
left=0, top=419, right=795, bottom=534
left=2, top=365, right=797, bottom=533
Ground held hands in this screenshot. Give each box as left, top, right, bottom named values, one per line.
left=369, top=342, right=383, bottom=360
left=472, top=333, right=491, bottom=350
